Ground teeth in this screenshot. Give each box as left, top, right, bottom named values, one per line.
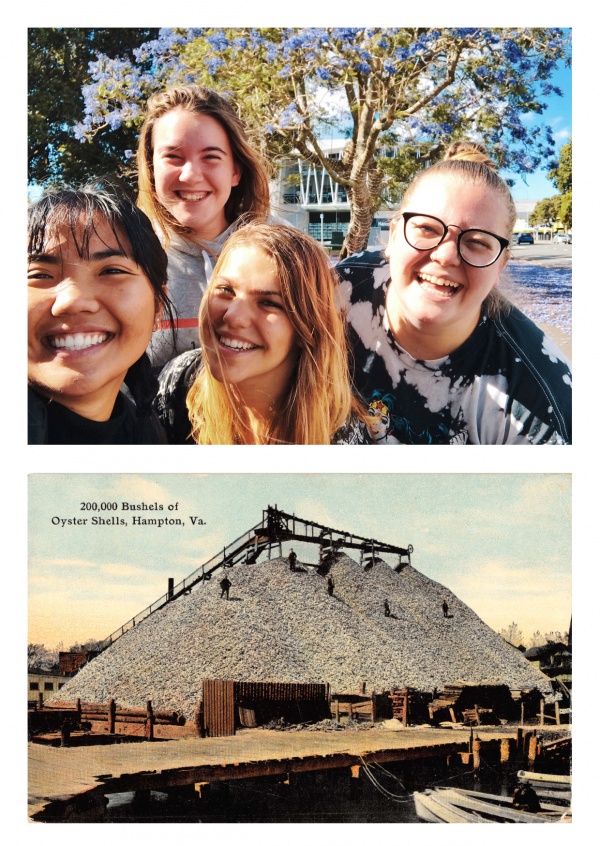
left=49, top=332, right=109, bottom=351
left=219, top=336, right=258, bottom=351
left=179, top=192, right=209, bottom=201
left=419, top=273, right=460, bottom=289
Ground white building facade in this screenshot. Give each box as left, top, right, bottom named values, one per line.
left=271, top=140, right=554, bottom=247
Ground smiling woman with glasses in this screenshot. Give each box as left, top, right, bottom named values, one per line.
left=336, top=141, right=572, bottom=444
left=401, top=213, right=510, bottom=268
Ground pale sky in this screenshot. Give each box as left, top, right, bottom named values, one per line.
left=29, top=474, right=571, bottom=649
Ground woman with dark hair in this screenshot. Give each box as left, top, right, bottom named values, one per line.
left=337, top=142, right=572, bottom=444
left=28, top=186, right=174, bottom=444
left=137, top=85, right=272, bottom=368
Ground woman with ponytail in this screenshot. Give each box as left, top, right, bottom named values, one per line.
left=28, top=186, right=174, bottom=444
left=337, top=141, right=572, bottom=444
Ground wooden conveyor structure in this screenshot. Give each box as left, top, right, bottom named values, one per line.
left=96, top=506, right=413, bottom=654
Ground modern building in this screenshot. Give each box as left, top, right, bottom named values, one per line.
left=271, top=139, right=558, bottom=248
left=271, top=138, right=396, bottom=249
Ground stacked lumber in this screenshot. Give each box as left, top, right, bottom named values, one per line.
left=429, top=682, right=520, bottom=724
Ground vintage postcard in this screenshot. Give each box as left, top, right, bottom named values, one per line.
left=28, top=473, right=571, bottom=823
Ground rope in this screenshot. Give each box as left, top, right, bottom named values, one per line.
left=357, top=757, right=412, bottom=803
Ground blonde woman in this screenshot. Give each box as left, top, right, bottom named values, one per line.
left=155, top=223, right=369, bottom=444
left=337, top=142, right=572, bottom=444
left=137, top=85, right=271, bottom=368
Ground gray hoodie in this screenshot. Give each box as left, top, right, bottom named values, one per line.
left=147, top=223, right=236, bottom=369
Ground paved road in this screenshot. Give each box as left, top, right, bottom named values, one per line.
left=510, top=242, right=571, bottom=264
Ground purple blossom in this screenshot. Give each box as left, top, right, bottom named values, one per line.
left=206, top=31, right=230, bottom=52
left=503, top=40, right=522, bottom=63
left=249, top=30, right=266, bottom=49
left=265, top=43, right=279, bottom=63
left=355, top=61, right=371, bottom=74
left=316, top=67, right=332, bottom=81
left=105, top=112, right=123, bottom=130
left=124, top=149, right=134, bottom=159
left=332, top=28, right=359, bottom=42
left=284, top=34, right=308, bottom=51
left=205, top=56, right=225, bottom=76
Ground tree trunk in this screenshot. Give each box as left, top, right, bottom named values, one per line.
left=338, top=172, right=381, bottom=262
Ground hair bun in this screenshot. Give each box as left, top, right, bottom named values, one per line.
left=443, top=141, right=497, bottom=170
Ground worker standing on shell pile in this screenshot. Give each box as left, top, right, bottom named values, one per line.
left=326, top=575, right=335, bottom=596
left=220, top=575, right=232, bottom=600
left=442, top=599, right=449, bottom=618
left=384, top=599, right=391, bottom=617
left=288, top=549, right=297, bottom=571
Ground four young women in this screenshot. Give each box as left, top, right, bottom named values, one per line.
left=27, top=86, right=572, bottom=445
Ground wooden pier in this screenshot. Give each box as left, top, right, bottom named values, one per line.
left=29, top=724, right=565, bottom=821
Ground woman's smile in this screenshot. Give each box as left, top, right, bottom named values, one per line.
left=415, top=271, right=463, bottom=298
left=203, top=244, right=299, bottom=404
left=44, top=332, right=114, bottom=352
left=153, top=108, right=241, bottom=241
left=217, top=333, right=262, bottom=352
left=28, top=218, right=158, bottom=421
left=386, top=174, right=509, bottom=357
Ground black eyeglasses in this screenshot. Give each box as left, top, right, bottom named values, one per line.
left=402, top=212, right=509, bottom=268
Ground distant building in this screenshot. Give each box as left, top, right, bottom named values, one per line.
left=271, top=142, right=555, bottom=248
left=271, top=138, right=398, bottom=249
left=59, top=649, right=98, bottom=676
left=523, top=642, right=571, bottom=688
left=28, top=669, right=66, bottom=705
left=514, top=199, right=537, bottom=231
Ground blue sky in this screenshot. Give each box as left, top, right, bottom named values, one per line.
left=29, top=474, right=571, bottom=649
left=505, top=61, right=572, bottom=201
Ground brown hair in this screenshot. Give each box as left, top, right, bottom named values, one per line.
left=137, top=85, right=271, bottom=245
left=187, top=222, right=362, bottom=444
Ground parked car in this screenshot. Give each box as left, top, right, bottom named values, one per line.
left=517, top=232, right=534, bottom=245
left=553, top=233, right=571, bottom=244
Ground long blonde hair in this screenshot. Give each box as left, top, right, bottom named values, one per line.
left=186, top=223, right=360, bottom=444
left=137, top=85, right=271, bottom=246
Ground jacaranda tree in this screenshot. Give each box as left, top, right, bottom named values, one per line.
left=73, top=27, right=571, bottom=258
left=28, top=28, right=159, bottom=188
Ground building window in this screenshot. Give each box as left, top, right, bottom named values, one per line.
left=59, top=683, right=64, bottom=689
left=44, top=682, right=54, bottom=691
left=30, top=682, right=39, bottom=691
